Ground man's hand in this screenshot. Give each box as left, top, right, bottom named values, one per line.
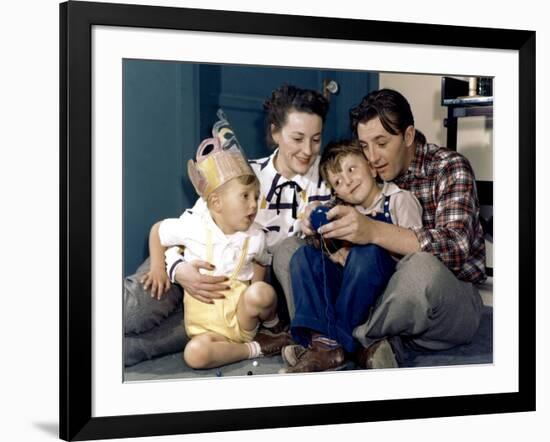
left=319, top=205, right=375, bottom=244
left=301, top=201, right=322, bottom=236
left=328, top=246, right=351, bottom=266
left=140, top=267, right=171, bottom=300
left=174, top=260, right=230, bottom=304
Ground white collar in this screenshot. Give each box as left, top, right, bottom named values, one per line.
left=356, top=182, right=402, bottom=214
left=201, top=207, right=250, bottom=244
left=202, top=209, right=227, bottom=243
left=380, top=181, right=403, bottom=197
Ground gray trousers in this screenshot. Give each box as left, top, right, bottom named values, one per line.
left=271, top=236, right=306, bottom=319
left=124, top=258, right=188, bottom=366
left=272, top=237, right=483, bottom=351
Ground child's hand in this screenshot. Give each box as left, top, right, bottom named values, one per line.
left=328, top=247, right=350, bottom=266
left=140, top=267, right=171, bottom=300
left=301, top=201, right=322, bottom=236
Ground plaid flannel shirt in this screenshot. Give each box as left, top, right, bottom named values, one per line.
left=394, top=143, right=486, bottom=284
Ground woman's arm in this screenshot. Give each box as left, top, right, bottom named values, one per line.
left=172, top=261, right=230, bottom=304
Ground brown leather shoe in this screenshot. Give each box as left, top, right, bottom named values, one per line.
left=279, top=345, right=345, bottom=373
left=281, top=344, right=308, bottom=367
left=356, top=339, right=398, bottom=369
left=257, top=321, right=289, bottom=336
left=254, top=329, right=294, bottom=356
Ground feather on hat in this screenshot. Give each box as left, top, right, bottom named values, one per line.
left=187, top=109, right=255, bottom=199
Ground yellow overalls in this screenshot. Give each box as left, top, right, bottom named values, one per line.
left=183, top=229, right=256, bottom=343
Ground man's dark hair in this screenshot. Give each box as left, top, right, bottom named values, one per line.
left=263, top=84, right=329, bottom=148
left=349, top=88, right=426, bottom=146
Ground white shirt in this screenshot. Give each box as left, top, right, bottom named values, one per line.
left=355, top=182, right=423, bottom=228
left=249, top=149, right=332, bottom=248
left=159, top=199, right=270, bottom=283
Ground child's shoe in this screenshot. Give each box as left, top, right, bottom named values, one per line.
left=254, top=327, right=294, bottom=356
left=281, top=344, right=307, bottom=367
left=279, top=345, right=345, bottom=373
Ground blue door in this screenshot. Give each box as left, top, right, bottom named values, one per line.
left=123, top=60, right=378, bottom=275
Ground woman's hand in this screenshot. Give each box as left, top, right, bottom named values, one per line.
left=173, top=260, right=230, bottom=304
left=301, top=201, right=322, bottom=236
left=319, top=205, right=375, bottom=244
left=140, top=266, right=171, bottom=300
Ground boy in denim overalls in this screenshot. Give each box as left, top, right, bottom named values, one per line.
left=282, top=139, right=422, bottom=373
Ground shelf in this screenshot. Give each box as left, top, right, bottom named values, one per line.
left=442, top=96, right=493, bottom=106
left=441, top=77, right=493, bottom=153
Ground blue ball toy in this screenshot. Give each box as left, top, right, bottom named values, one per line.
left=310, top=205, right=331, bottom=231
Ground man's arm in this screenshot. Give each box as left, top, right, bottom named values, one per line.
left=320, top=206, right=421, bottom=256
left=409, top=157, right=481, bottom=274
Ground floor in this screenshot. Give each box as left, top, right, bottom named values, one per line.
left=124, top=278, right=493, bottom=382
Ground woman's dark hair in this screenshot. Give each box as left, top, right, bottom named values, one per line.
left=349, top=88, right=426, bottom=146
left=263, top=84, right=329, bottom=148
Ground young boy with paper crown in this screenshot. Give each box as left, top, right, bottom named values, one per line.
left=146, top=110, right=293, bottom=369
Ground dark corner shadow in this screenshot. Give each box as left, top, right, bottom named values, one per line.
left=33, top=421, right=58, bottom=438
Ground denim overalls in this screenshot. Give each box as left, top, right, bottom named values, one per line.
left=290, top=195, right=396, bottom=352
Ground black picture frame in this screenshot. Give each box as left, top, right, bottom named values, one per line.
left=60, top=1, right=536, bottom=440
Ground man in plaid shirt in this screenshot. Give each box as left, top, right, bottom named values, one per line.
left=314, top=89, right=486, bottom=368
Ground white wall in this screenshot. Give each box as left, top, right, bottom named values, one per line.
left=379, top=73, right=493, bottom=180
left=1, top=1, right=547, bottom=441
left=379, top=73, right=494, bottom=267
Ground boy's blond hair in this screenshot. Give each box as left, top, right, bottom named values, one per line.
left=206, top=174, right=260, bottom=208
left=319, top=139, right=368, bottom=186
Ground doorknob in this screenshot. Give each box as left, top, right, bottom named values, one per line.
left=323, top=79, right=339, bottom=100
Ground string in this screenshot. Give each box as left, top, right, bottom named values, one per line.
left=319, top=234, right=332, bottom=339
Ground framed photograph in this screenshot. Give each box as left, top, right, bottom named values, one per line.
left=60, top=1, right=535, bottom=440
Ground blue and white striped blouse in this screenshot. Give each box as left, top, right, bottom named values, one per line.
left=249, top=149, right=331, bottom=249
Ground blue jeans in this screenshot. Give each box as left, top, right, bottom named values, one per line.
left=290, top=244, right=396, bottom=352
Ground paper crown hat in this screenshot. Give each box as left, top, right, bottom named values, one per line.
left=187, top=109, right=255, bottom=199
